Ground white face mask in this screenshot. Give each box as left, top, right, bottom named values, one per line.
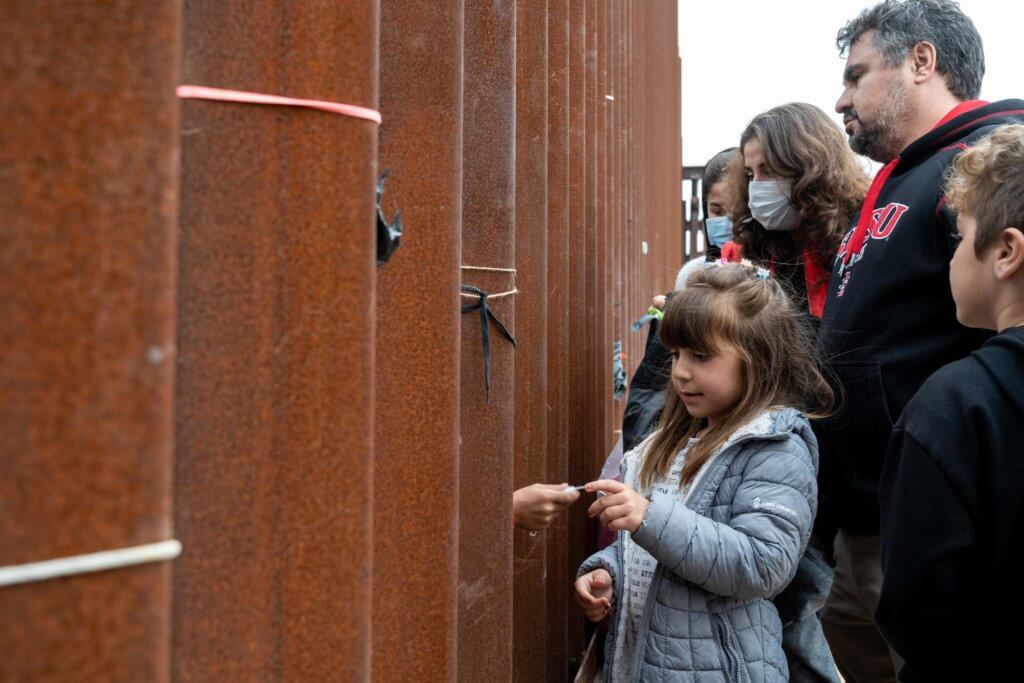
left=748, top=179, right=801, bottom=231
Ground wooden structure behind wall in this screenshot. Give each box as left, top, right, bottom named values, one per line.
left=0, top=1, right=679, bottom=680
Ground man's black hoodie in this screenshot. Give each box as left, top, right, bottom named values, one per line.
left=814, top=99, right=1024, bottom=534
left=876, top=326, right=1024, bottom=681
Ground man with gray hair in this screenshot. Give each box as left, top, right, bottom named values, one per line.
left=813, top=1, right=1024, bottom=680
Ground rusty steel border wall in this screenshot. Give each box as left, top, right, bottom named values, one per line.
left=1, top=1, right=680, bottom=679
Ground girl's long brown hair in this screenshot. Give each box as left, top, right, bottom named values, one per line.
left=725, top=102, right=870, bottom=270
left=640, top=264, right=834, bottom=491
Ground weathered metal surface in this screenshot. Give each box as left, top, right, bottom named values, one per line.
left=598, top=0, right=613, bottom=458
left=670, top=0, right=684, bottom=286
left=580, top=4, right=603, bottom=641
left=545, top=0, right=571, bottom=677
left=373, top=1, right=463, bottom=681
left=174, top=2, right=379, bottom=680
left=458, top=1, right=517, bottom=680
left=611, top=2, right=624, bottom=432
left=0, top=2, right=681, bottom=679
left=512, top=1, right=549, bottom=680
left=0, top=2, right=180, bottom=680
left=583, top=0, right=600, bottom=468
left=566, top=0, right=593, bottom=671
left=660, top=2, right=684, bottom=292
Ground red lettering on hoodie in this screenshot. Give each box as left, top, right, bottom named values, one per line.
left=870, top=203, right=910, bottom=239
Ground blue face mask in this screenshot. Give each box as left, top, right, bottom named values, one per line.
left=705, top=215, right=734, bottom=247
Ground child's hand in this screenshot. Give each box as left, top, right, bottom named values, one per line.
left=584, top=480, right=650, bottom=533
left=513, top=483, right=580, bottom=531
left=574, top=568, right=613, bottom=621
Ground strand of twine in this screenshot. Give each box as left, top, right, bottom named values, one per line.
left=460, top=288, right=519, bottom=299
left=460, top=265, right=517, bottom=274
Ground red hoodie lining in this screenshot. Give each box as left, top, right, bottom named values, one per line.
left=931, top=99, right=987, bottom=129
left=932, top=109, right=1024, bottom=148
left=841, top=157, right=900, bottom=265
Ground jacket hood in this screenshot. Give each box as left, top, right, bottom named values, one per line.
left=899, top=98, right=1024, bottom=170
left=629, top=407, right=818, bottom=471
left=975, top=328, right=1024, bottom=416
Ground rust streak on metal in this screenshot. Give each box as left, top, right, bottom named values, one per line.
left=174, top=2, right=379, bottom=679
left=566, top=0, right=594, bottom=672
left=544, top=0, right=572, bottom=676
left=512, top=0, right=550, bottom=680
left=373, top=1, right=463, bottom=681
left=0, top=2, right=682, bottom=679
left=0, top=2, right=180, bottom=680
left=459, top=1, right=517, bottom=680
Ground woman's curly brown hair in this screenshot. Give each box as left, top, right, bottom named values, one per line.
left=725, top=102, right=870, bottom=269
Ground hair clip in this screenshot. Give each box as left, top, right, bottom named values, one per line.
left=703, top=258, right=769, bottom=280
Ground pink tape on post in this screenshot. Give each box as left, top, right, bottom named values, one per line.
left=176, top=85, right=382, bottom=124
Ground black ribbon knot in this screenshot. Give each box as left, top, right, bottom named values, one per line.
left=460, top=284, right=516, bottom=402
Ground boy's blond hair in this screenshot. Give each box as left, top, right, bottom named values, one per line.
left=945, top=124, right=1024, bottom=255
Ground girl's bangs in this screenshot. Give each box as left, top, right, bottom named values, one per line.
left=659, top=288, right=732, bottom=354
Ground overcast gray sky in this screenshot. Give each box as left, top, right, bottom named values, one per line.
left=678, top=0, right=1022, bottom=169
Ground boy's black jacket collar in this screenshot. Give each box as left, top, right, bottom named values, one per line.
left=897, top=99, right=1024, bottom=170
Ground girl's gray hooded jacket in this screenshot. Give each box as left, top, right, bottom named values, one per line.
left=579, top=408, right=825, bottom=682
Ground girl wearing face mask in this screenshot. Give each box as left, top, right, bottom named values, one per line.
left=628, top=148, right=741, bottom=464
left=726, top=103, right=870, bottom=318
left=669, top=147, right=742, bottom=294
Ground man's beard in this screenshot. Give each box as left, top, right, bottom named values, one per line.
left=847, top=76, right=912, bottom=162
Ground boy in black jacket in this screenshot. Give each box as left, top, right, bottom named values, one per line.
left=877, top=124, right=1024, bottom=680
left=816, top=2, right=1024, bottom=679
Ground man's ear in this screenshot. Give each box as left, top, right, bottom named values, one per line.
left=909, top=41, right=938, bottom=84
left=994, top=227, right=1024, bottom=280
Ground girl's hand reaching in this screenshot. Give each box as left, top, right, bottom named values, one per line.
left=584, top=480, right=650, bottom=533
left=574, top=568, right=613, bottom=621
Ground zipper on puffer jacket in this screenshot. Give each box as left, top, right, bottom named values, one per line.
left=712, top=614, right=745, bottom=683
left=602, top=529, right=624, bottom=683
left=626, top=565, right=664, bottom=681
left=607, top=421, right=792, bottom=681
left=603, top=455, right=630, bottom=683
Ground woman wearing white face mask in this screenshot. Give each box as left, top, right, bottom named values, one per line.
left=726, top=103, right=870, bottom=318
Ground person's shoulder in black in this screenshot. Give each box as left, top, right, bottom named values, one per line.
left=876, top=124, right=1024, bottom=679
left=876, top=121, right=1024, bottom=680
left=877, top=328, right=1024, bottom=681
left=816, top=101, right=1024, bottom=536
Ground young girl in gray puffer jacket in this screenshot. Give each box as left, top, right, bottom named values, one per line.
left=576, top=263, right=834, bottom=682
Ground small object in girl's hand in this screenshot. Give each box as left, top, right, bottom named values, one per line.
left=564, top=485, right=587, bottom=494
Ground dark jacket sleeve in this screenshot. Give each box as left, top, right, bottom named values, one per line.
left=877, top=428, right=976, bottom=682
left=622, top=319, right=671, bottom=452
